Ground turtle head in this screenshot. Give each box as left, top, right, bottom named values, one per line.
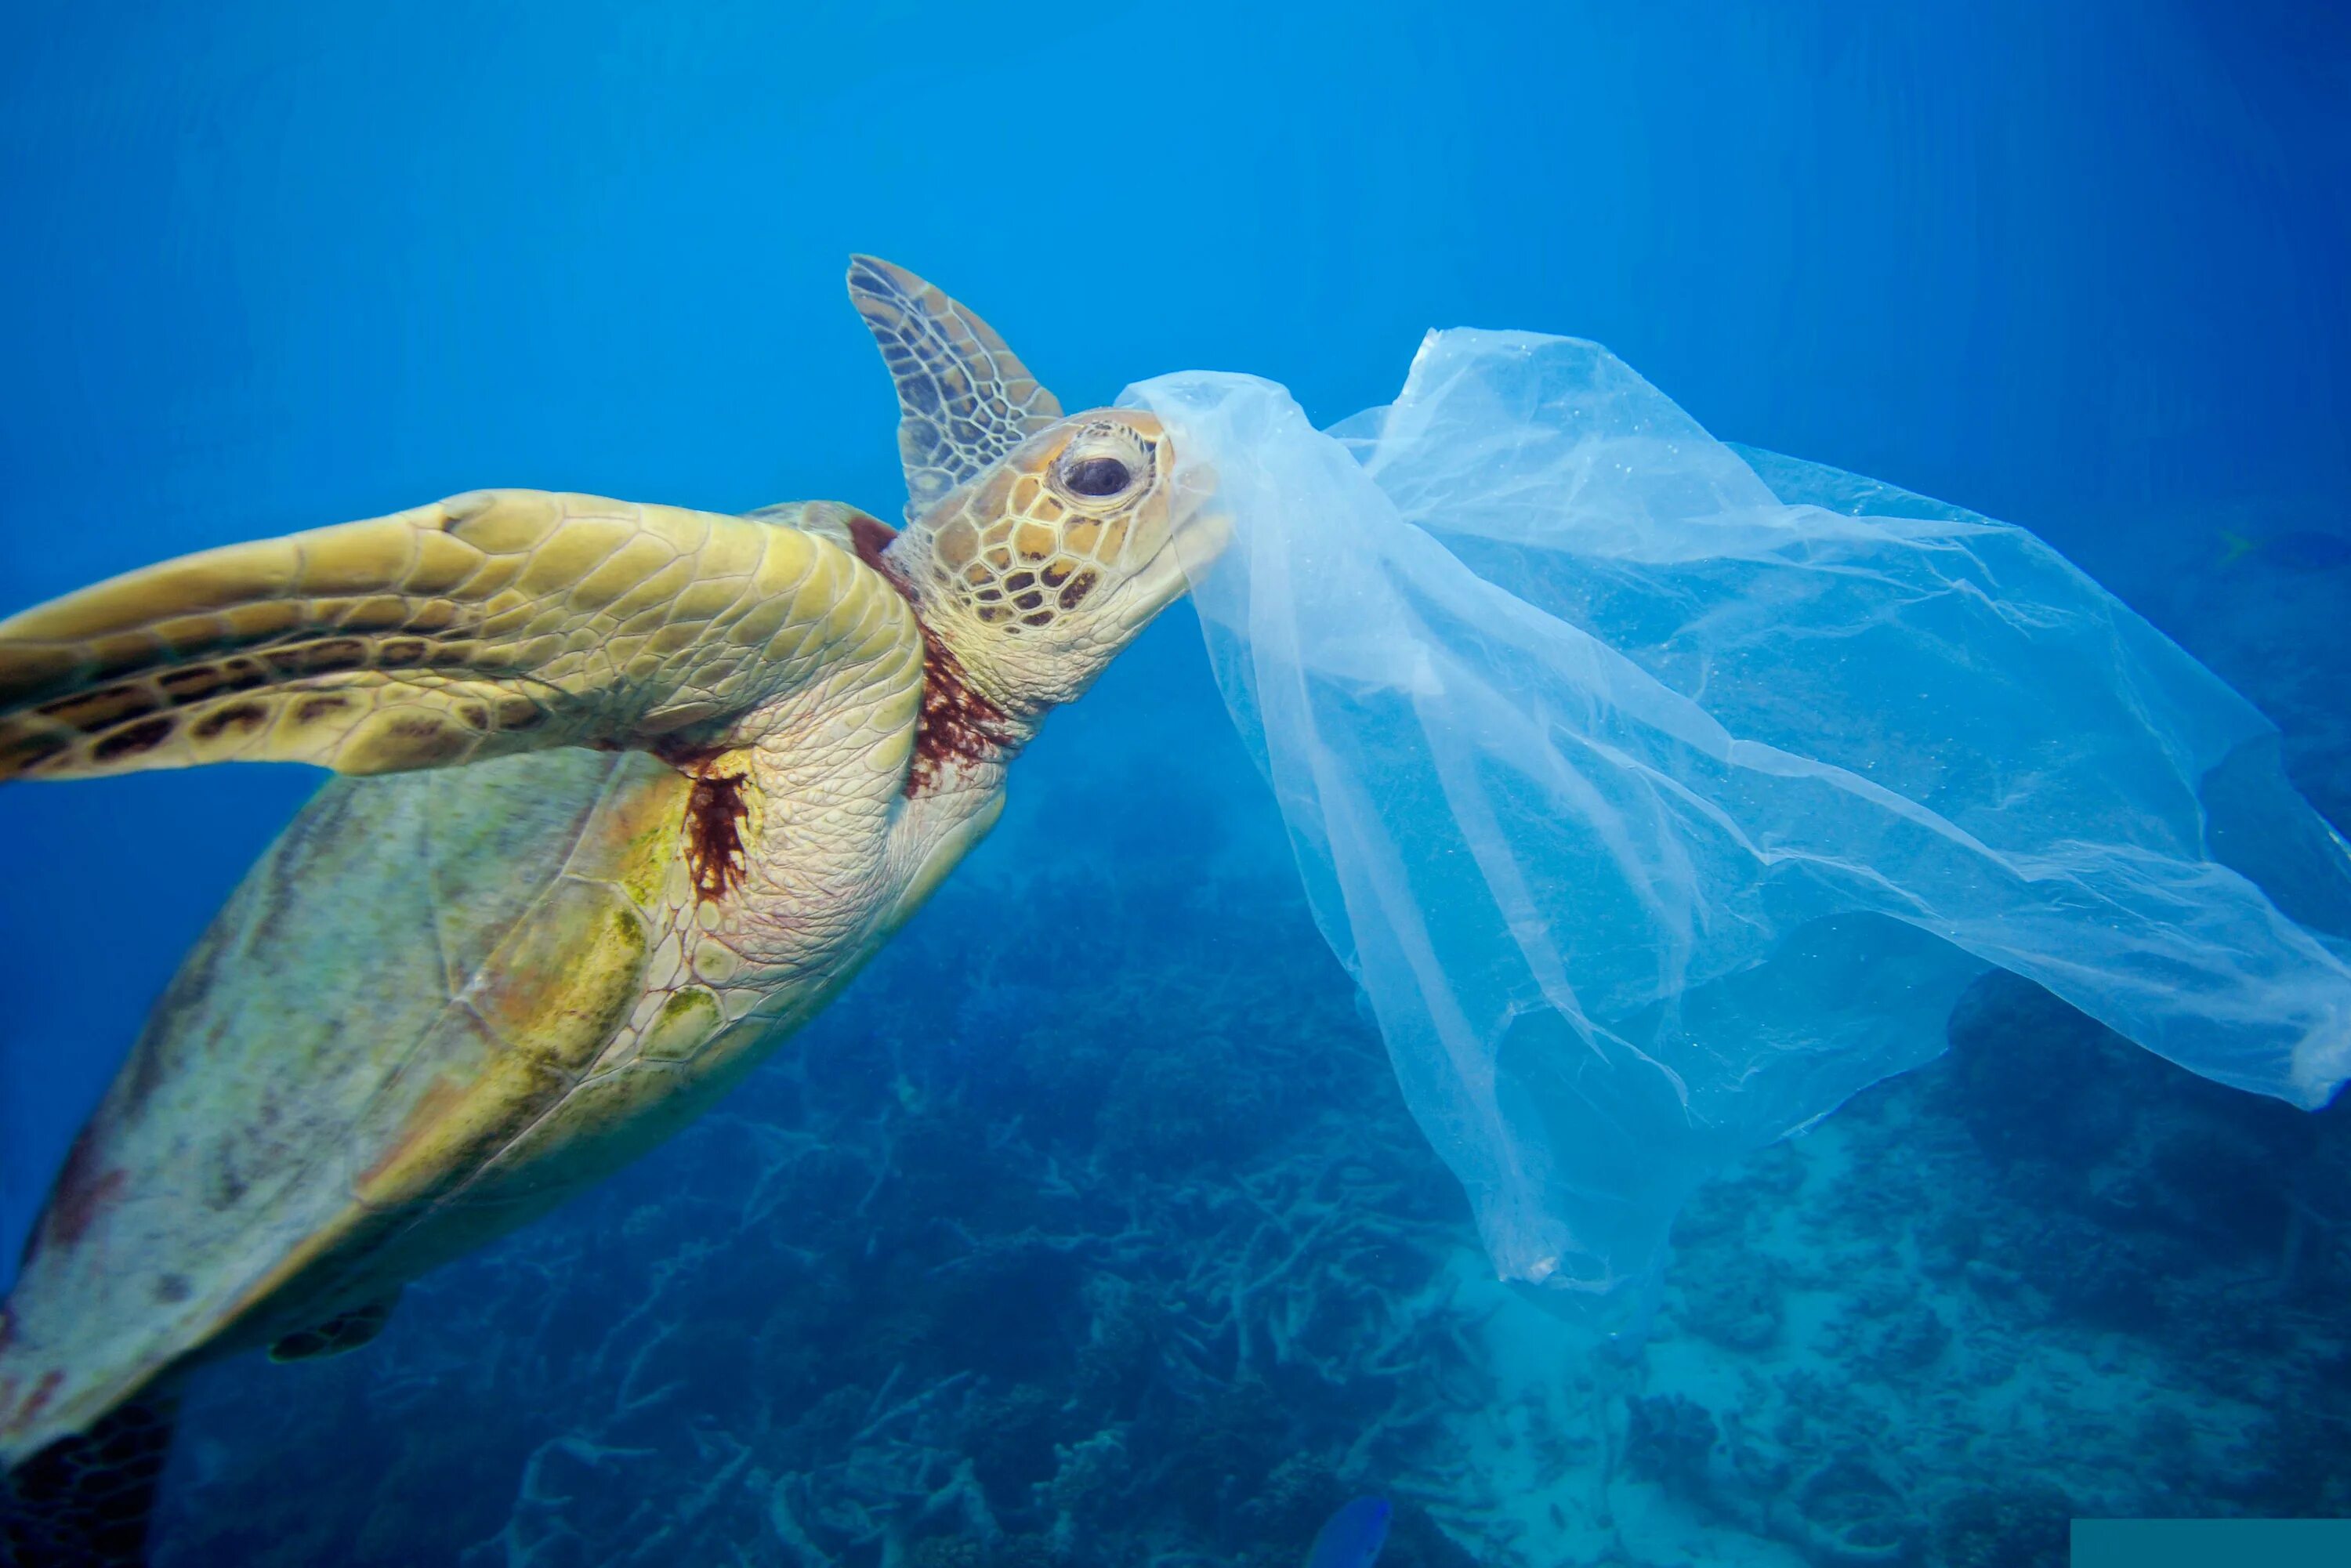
left=846, top=255, right=1224, bottom=723
left=882, top=411, right=1217, bottom=716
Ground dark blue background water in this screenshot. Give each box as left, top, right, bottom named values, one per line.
left=3, top=5, right=2347, bottom=1563
left=7, top=0, right=2348, bottom=1264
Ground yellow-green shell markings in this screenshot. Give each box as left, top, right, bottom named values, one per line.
left=0, top=259, right=1219, bottom=1497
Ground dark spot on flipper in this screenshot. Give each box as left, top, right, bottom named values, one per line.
left=371, top=713, right=475, bottom=766
left=38, top=683, right=157, bottom=732
left=1, top=729, right=73, bottom=773
left=203, top=1153, right=248, bottom=1211
left=495, top=697, right=549, bottom=731
left=266, top=638, right=367, bottom=678
left=157, top=665, right=227, bottom=702
left=37, top=1130, right=127, bottom=1251
left=292, top=693, right=353, bottom=726
left=10, top=1370, right=63, bottom=1425
left=89, top=715, right=175, bottom=762
left=309, top=639, right=368, bottom=672
left=377, top=637, right=429, bottom=668
left=191, top=701, right=268, bottom=741
left=152, top=1273, right=191, bottom=1305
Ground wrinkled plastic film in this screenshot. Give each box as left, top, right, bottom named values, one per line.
left=1125, top=330, right=2351, bottom=1293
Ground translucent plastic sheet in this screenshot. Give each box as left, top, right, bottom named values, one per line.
left=1124, top=331, right=2351, bottom=1294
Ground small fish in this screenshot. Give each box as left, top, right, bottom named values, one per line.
left=2219, top=528, right=2351, bottom=571
left=1304, top=1496, right=1393, bottom=1568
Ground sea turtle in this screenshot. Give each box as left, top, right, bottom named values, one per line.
left=0, top=257, right=1218, bottom=1566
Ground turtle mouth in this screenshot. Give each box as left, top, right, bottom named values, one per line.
left=1112, top=464, right=1233, bottom=629
left=1171, top=462, right=1233, bottom=573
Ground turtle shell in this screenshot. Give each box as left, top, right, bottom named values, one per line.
left=0, top=745, right=696, bottom=1465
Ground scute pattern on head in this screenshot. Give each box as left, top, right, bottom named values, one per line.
left=876, top=409, right=1192, bottom=724
left=922, top=417, right=1161, bottom=631
left=839, top=254, right=1222, bottom=740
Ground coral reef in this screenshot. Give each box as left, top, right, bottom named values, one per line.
left=136, top=612, right=2351, bottom=1567
left=150, top=852, right=1491, bottom=1568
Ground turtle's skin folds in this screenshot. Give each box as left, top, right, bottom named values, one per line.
left=0, top=259, right=1219, bottom=1565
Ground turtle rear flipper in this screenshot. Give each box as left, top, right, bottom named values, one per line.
left=0, top=1390, right=177, bottom=1568
left=267, top=1291, right=400, bottom=1363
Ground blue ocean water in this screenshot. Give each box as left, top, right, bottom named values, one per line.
left=2, top=2, right=2347, bottom=1564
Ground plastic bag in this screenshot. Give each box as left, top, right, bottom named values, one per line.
left=1124, top=330, right=2351, bottom=1293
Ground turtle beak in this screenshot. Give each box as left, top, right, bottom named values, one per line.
left=1164, top=421, right=1234, bottom=566
left=1170, top=458, right=1232, bottom=579
left=1114, top=454, right=1231, bottom=630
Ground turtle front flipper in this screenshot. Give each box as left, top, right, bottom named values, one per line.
left=0, top=490, right=922, bottom=782
left=847, top=255, right=1063, bottom=521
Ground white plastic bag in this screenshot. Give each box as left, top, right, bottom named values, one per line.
left=1125, top=330, right=2351, bottom=1292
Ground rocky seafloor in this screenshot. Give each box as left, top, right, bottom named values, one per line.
left=146, top=896, right=2351, bottom=1566
left=139, top=530, right=2351, bottom=1568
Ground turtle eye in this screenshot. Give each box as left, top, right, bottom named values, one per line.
left=1061, top=455, right=1132, bottom=498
